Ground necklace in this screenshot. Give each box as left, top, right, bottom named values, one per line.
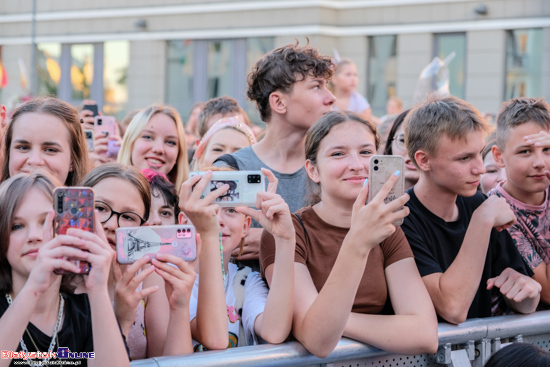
left=6, top=293, right=64, bottom=367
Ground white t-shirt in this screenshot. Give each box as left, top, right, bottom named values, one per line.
left=189, top=262, right=268, bottom=350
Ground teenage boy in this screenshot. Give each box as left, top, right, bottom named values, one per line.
left=489, top=98, right=550, bottom=306
left=402, top=95, right=540, bottom=324
left=215, top=43, right=335, bottom=264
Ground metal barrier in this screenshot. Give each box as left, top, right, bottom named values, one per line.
left=131, top=310, right=550, bottom=367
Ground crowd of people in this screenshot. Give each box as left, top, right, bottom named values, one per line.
left=0, top=41, right=549, bottom=366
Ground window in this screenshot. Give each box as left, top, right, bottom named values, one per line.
left=433, top=33, right=466, bottom=100
left=367, top=35, right=397, bottom=117
left=504, top=28, right=543, bottom=100
left=167, top=37, right=274, bottom=126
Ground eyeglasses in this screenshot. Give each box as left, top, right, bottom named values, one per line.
left=392, top=134, right=406, bottom=152
left=95, top=201, right=146, bottom=227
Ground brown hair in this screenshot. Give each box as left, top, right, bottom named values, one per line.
left=80, top=163, right=151, bottom=221
left=197, top=97, right=250, bottom=138
left=247, top=41, right=334, bottom=122
left=0, top=172, right=76, bottom=294
left=305, top=111, right=379, bottom=205
left=405, top=95, right=490, bottom=167
left=496, top=98, right=550, bottom=149
left=1, top=97, right=90, bottom=186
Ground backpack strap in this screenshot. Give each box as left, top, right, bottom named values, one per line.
left=233, top=265, right=252, bottom=347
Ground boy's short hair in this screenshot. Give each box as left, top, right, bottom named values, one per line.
left=197, top=96, right=250, bottom=138
left=247, top=42, right=334, bottom=122
left=405, top=95, right=490, bottom=167
left=495, top=98, right=550, bottom=149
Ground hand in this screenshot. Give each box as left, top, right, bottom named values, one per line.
left=179, top=171, right=228, bottom=234
left=151, top=253, right=196, bottom=312
left=114, top=256, right=159, bottom=335
left=94, top=132, right=121, bottom=158
left=235, top=169, right=294, bottom=241
left=80, top=108, right=95, bottom=131
left=525, top=131, right=550, bottom=148
left=476, top=195, right=516, bottom=231
left=348, top=172, right=410, bottom=251
left=487, top=267, right=541, bottom=303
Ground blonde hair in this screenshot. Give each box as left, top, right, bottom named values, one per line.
left=118, top=104, right=189, bottom=191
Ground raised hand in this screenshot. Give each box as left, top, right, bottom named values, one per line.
left=475, top=195, right=516, bottom=232
left=151, top=253, right=196, bottom=312
left=487, top=267, right=541, bottom=303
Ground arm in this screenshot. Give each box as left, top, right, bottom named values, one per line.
left=343, top=258, right=438, bottom=355
left=142, top=270, right=170, bottom=357
left=532, top=262, right=550, bottom=304
left=420, top=196, right=516, bottom=324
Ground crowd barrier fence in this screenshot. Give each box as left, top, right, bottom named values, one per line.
left=131, top=310, right=550, bottom=367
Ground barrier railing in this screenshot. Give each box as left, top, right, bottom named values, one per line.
left=131, top=310, right=550, bottom=367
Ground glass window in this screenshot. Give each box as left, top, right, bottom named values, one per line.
left=207, top=40, right=234, bottom=100
left=103, top=40, right=129, bottom=119
left=434, top=33, right=466, bottom=100
left=504, top=28, right=543, bottom=100
left=37, top=42, right=62, bottom=96
left=166, top=40, right=194, bottom=121
left=367, top=35, right=397, bottom=117
left=70, top=44, right=94, bottom=100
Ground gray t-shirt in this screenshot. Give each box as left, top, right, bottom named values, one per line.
left=214, top=146, right=309, bottom=228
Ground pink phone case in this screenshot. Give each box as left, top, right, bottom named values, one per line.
left=368, top=155, right=405, bottom=225
left=116, top=225, right=197, bottom=264
left=94, top=116, right=116, bottom=137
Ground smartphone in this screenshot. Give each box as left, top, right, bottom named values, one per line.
left=94, top=116, right=116, bottom=137
left=189, top=170, right=267, bottom=207
left=84, top=129, right=94, bottom=152
left=82, top=104, right=99, bottom=117
left=53, top=187, right=95, bottom=274
left=116, top=225, right=197, bottom=264
left=367, top=155, right=405, bottom=225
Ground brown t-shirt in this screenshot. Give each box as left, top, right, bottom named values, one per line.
left=260, top=205, right=414, bottom=314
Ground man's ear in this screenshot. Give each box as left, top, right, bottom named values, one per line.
left=492, top=145, right=505, bottom=168
left=269, top=91, right=287, bottom=116
left=178, top=212, right=190, bottom=225
left=305, top=159, right=320, bottom=183
left=414, top=150, right=430, bottom=172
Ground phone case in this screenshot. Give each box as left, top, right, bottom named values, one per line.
left=368, top=155, right=405, bottom=225
left=53, top=187, right=95, bottom=274
left=94, top=116, right=116, bottom=137
left=189, top=170, right=267, bottom=207
left=84, top=129, right=94, bottom=152
left=116, top=225, right=197, bottom=264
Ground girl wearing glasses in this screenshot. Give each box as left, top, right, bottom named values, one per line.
left=383, top=110, right=418, bottom=190
left=80, top=163, right=196, bottom=359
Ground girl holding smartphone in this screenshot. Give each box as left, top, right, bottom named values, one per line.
left=260, top=111, right=438, bottom=357
left=0, top=172, right=129, bottom=367
left=179, top=168, right=295, bottom=350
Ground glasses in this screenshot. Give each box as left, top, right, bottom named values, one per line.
left=392, top=134, right=406, bottom=152
left=95, top=201, right=146, bottom=227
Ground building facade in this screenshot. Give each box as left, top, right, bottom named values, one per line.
left=0, top=0, right=549, bottom=124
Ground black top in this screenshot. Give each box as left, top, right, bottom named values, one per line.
left=0, top=293, right=128, bottom=366
left=401, top=188, right=533, bottom=320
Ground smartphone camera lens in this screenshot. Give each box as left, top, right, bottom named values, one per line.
left=247, top=175, right=261, bottom=184
left=374, top=159, right=379, bottom=164
left=374, top=166, right=379, bottom=171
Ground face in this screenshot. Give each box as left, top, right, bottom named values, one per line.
left=480, top=149, right=506, bottom=194
left=308, top=121, right=376, bottom=204
left=9, top=113, right=72, bottom=184
left=92, top=177, right=146, bottom=247
left=200, top=128, right=251, bottom=169
left=217, top=208, right=250, bottom=255
left=131, top=113, right=179, bottom=176
left=494, top=122, right=550, bottom=202
left=282, top=75, right=335, bottom=129
left=8, top=187, right=51, bottom=281
left=391, top=124, right=419, bottom=189
left=332, top=63, right=358, bottom=93
left=145, top=189, right=176, bottom=226
left=422, top=130, right=486, bottom=197
left=386, top=99, right=402, bottom=116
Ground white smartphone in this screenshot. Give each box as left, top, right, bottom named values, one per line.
left=116, top=225, right=197, bottom=264
left=189, top=170, right=267, bottom=207
left=368, top=155, right=405, bottom=225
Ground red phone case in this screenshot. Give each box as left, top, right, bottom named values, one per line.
left=53, top=187, right=95, bottom=274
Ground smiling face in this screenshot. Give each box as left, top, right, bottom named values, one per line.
left=131, top=113, right=179, bottom=176
left=281, top=75, right=335, bottom=130
left=421, top=129, right=486, bottom=198
left=8, top=187, right=51, bottom=283
left=9, top=112, right=72, bottom=184
left=494, top=121, right=550, bottom=204
left=307, top=120, right=377, bottom=204
left=200, top=128, right=252, bottom=169
left=92, top=177, right=146, bottom=248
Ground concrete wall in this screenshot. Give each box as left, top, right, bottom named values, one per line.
left=127, top=40, right=166, bottom=111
